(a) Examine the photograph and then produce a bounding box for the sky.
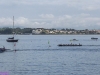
[0,0,100,29]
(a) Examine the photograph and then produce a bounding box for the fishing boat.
[6,16,18,42]
[58,43,82,46]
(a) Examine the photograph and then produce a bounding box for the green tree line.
[0,27,33,34]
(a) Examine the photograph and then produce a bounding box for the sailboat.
[6,16,18,42]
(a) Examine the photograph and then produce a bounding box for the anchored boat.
[6,16,18,42]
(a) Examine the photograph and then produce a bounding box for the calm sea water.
[0,35,100,75]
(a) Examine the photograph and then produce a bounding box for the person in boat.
[3,46,5,51]
[8,37,14,39]
[0,46,5,52]
[79,43,82,46]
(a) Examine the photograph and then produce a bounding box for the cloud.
[0,0,68,5]
[0,0,100,29]
[0,14,100,29]
[1,0,97,6]
[0,17,29,27]
[39,14,54,19]
[65,15,72,19]
[80,13,90,17]
[0,18,12,26]
[1,0,100,10]
[15,17,29,25]
[82,6,100,11]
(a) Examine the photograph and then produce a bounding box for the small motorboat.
[70,39,78,41]
[0,46,6,53]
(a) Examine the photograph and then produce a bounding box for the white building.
[32,29,42,34]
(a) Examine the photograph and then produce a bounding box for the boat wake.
[5,47,100,52]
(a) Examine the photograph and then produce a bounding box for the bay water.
[0,35,100,75]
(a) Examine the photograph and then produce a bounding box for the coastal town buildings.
[31,28,100,35]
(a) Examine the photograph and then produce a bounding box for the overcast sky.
[0,0,100,29]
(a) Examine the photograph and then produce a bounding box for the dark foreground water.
[0,35,100,75]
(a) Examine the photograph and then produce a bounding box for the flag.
[14,43,16,46]
[48,41,49,44]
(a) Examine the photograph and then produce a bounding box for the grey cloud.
[0,0,100,29]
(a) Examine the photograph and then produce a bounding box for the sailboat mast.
[13,16,14,37]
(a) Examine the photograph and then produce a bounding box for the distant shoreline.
[0,34,100,35]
